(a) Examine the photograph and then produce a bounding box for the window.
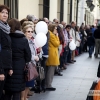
[39,0,49,19]
[60,0,64,22]
[4,0,18,19]
[43,0,50,19]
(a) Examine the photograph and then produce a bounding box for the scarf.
[15,30,24,34]
[0,20,10,34]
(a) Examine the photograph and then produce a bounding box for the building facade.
[0,0,100,26]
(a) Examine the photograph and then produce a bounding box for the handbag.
[24,62,39,81]
[37,61,45,80]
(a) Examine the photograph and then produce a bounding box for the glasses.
[26,31,33,33]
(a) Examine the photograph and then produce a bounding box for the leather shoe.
[46,87,56,91]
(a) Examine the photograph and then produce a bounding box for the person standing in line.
[69,21,76,62]
[4,18,31,100]
[45,24,60,91]
[0,5,13,99]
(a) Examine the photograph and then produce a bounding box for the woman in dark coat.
[4,18,31,100]
[0,5,13,99]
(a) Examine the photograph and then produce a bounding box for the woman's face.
[24,27,33,39]
[0,9,8,22]
[53,27,57,34]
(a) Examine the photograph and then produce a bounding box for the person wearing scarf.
[0,5,13,99]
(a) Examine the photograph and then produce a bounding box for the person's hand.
[0,74,5,81]
[9,70,13,76]
[34,56,39,61]
[56,33,58,36]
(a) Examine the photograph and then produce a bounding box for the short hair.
[65,25,71,29]
[38,18,45,22]
[71,21,75,25]
[26,15,37,22]
[20,18,28,26]
[22,21,34,30]
[0,5,10,12]
[48,24,56,32]
[22,25,34,33]
[8,18,21,33]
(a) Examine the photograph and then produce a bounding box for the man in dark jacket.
[94,25,100,58]
[87,32,95,58]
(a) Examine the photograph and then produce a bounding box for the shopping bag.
[86,81,97,100]
[93,80,100,100]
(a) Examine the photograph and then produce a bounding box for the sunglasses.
[26,31,33,33]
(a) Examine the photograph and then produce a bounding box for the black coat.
[94,28,100,39]
[4,32,31,92]
[87,36,95,46]
[0,29,12,74]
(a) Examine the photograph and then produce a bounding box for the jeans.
[67,49,72,62]
[63,47,69,64]
[88,46,94,56]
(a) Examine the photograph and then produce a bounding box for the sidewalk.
[29,53,100,100]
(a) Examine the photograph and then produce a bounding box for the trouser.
[0,70,8,100]
[63,48,69,64]
[95,39,100,56]
[83,41,87,52]
[41,57,47,89]
[88,46,94,56]
[4,91,20,100]
[71,50,75,60]
[45,66,56,88]
[67,49,72,62]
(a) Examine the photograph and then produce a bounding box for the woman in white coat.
[75,26,81,54]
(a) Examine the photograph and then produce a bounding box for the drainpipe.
[76,0,79,25]
[70,0,73,22]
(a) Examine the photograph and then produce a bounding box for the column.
[49,0,58,21]
[63,0,68,23]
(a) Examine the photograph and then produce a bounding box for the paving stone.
[29,53,99,100]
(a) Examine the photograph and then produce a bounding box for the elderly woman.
[45,24,60,91]
[4,18,31,100]
[22,22,39,100]
[0,5,13,99]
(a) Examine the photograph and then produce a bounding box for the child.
[87,32,95,58]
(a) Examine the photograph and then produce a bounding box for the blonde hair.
[22,25,34,33]
[22,21,34,30]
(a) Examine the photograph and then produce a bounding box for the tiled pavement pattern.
[29,53,100,100]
